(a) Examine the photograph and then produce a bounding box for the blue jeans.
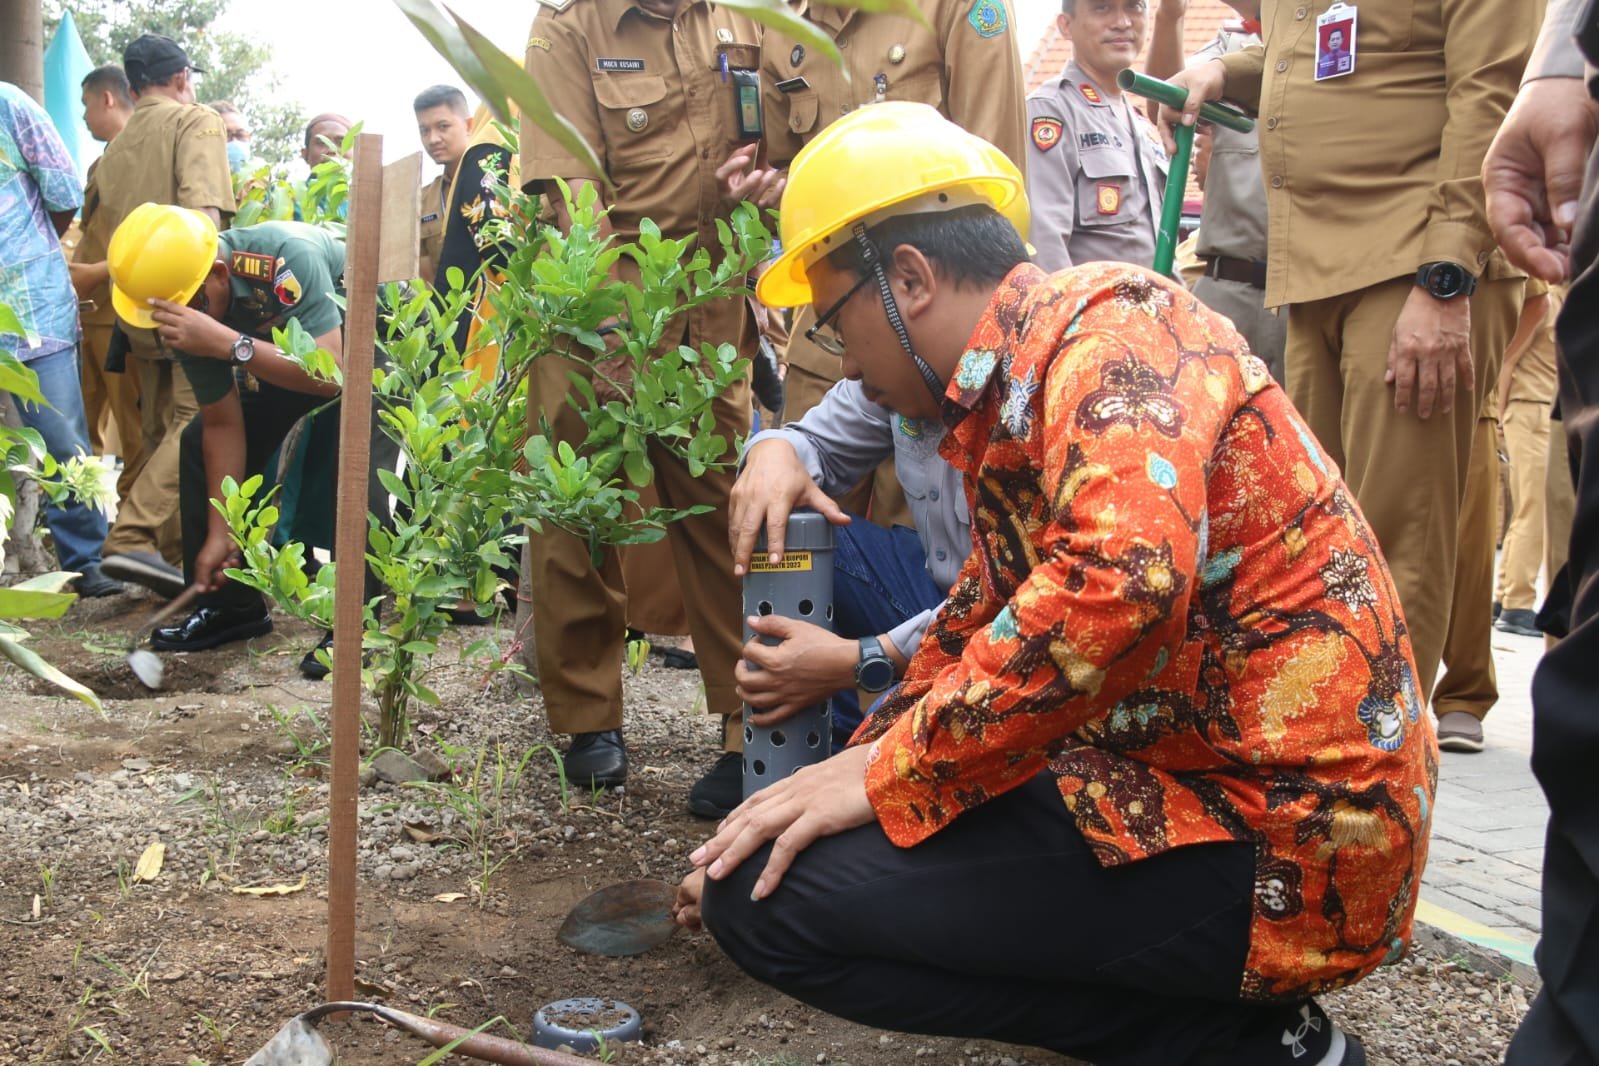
[15,347,107,574]
[830,514,945,743]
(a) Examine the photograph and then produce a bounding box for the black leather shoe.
[563,729,627,790]
[72,565,124,599]
[150,605,272,652]
[688,751,743,819]
[300,630,334,680]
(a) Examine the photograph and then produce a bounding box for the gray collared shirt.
[1191,26,1267,263]
[745,378,969,658]
[1025,60,1170,272]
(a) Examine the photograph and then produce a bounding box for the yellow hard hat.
[757,102,1028,308]
[108,203,219,328]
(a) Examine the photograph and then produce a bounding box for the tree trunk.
[0,0,45,104]
[0,393,56,578]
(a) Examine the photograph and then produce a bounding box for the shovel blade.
[557,878,678,957]
[245,1017,334,1066]
[128,649,164,690]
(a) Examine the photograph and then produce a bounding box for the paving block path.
[1421,629,1548,966]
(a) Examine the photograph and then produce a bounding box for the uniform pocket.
[1076,149,1133,229]
[787,89,819,136]
[593,74,674,164]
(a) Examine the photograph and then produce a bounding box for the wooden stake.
[326,132,384,1003]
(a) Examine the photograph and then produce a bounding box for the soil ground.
[0,592,1531,1065]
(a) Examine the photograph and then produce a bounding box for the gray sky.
[220,0,1060,173]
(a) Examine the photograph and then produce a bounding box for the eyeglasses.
[804,269,875,356]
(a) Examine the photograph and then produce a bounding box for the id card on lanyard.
[1314,2,1357,82]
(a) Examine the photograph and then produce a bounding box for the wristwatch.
[1415,261,1477,300]
[855,635,895,693]
[229,333,256,365]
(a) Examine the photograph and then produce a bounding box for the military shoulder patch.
[968,0,1007,38]
[274,264,302,308]
[1030,116,1063,153]
[1078,82,1102,104]
[230,251,274,282]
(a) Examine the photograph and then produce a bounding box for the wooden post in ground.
[323,139,421,1001]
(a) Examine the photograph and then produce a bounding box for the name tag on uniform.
[775,76,809,94]
[597,58,645,72]
[420,212,440,223]
[1314,2,1357,81]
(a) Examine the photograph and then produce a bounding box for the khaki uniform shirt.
[72,161,116,328]
[93,93,234,237]
[1191,24,1266,263]
[1217,0,1540,309]
[419,172,447,285]
[1025,61,1169,272]
[759,0,1027,171]
[522,0,761,354]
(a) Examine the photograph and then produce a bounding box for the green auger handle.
[1115,68,1257,279]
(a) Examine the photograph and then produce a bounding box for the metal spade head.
[127,648,165,690]
[124,582,202,691]
[557,879,678,956]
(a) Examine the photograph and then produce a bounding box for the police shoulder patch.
[1030,116,1063,153]
[230,251,274,282]
[1078,82,1102,104]
[968,0,1007,38]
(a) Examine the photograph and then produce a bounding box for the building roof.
[1023,1,1238,92]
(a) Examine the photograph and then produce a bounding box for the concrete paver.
[1422,627,1547,965]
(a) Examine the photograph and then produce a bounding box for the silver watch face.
[231,335,255,363]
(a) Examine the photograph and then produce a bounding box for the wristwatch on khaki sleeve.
[1414,261,1477,300]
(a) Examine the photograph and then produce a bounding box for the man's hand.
[1386,286,1472,419]
[691,743,875,902]
[1156,58,1228,157]
[673,868,706,930]
[715,144,786,209]
[736,614,860,722]
[728,438,849,576]
[150,298,235,359]
[193,531,241,593]
[1483,77,1599,283]
[69,259,109,300]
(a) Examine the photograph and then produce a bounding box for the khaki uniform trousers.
[527,351,747,748]
[621,482,689,636]
[1544,409,1578,652]
[1285,274,1522,696]
[783,308,913,529]
[1434,413,1500,721]
[1192,276,1287,384]
[1498,399,1553,611]
[79,322,144,502]
[102,332,199,566]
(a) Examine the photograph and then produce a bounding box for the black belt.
[1204,256,1268,289]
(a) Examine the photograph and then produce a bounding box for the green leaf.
[0,351,46,405]
[0,636,102,714]
[0,302,38,350]
[0,586,77,621]
[709,0,853,69]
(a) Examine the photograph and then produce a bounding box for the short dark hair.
[1062,0,1076,12]
[413,85,469,116]
[823,204,1029,291]
[82,65,132,105]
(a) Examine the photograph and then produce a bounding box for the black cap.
[123,34,204,87]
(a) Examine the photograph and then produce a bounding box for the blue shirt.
[0,81,82,362]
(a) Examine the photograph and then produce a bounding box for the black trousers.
[702,773,1344,1066]
[1506,136,1599,1066]
[178,377,399,614]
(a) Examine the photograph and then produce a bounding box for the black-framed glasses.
[804,268,875,356]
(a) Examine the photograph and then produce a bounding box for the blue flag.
[43,10,97,179]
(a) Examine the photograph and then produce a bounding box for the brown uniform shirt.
[759,0,1027,171]
[93,93,234,238]
[522,0,761,353]
[73,160,116,328]
[1217,0,1539,308]
[419,172,447,285]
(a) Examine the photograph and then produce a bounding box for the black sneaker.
[72,564,124,599]
[300,630,334,680]
[1495,608,1541,638]
[688,751,743,820]
[101,551,185,599]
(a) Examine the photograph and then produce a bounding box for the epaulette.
[537,0,577,10]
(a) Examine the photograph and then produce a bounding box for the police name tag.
[1314,2,1357,82]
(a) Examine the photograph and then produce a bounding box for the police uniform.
[522,0,761,747]
[92,90,234,568]
[68,171,143,493]
[172,222,346,619]
[1215,0,1536,695]
[1025,60,1169,272]
[759,0,1026,528]
[1188,21,1285,383]
[419,172,447,285]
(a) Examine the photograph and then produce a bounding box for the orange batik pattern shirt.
[855,263,1438,1002]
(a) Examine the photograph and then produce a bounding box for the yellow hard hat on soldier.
[757,102,1028,308]
[108,203,219,329]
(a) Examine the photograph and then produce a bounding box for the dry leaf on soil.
[432,892,468,903]
[231,874,308,897]
[132,842,165,883]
